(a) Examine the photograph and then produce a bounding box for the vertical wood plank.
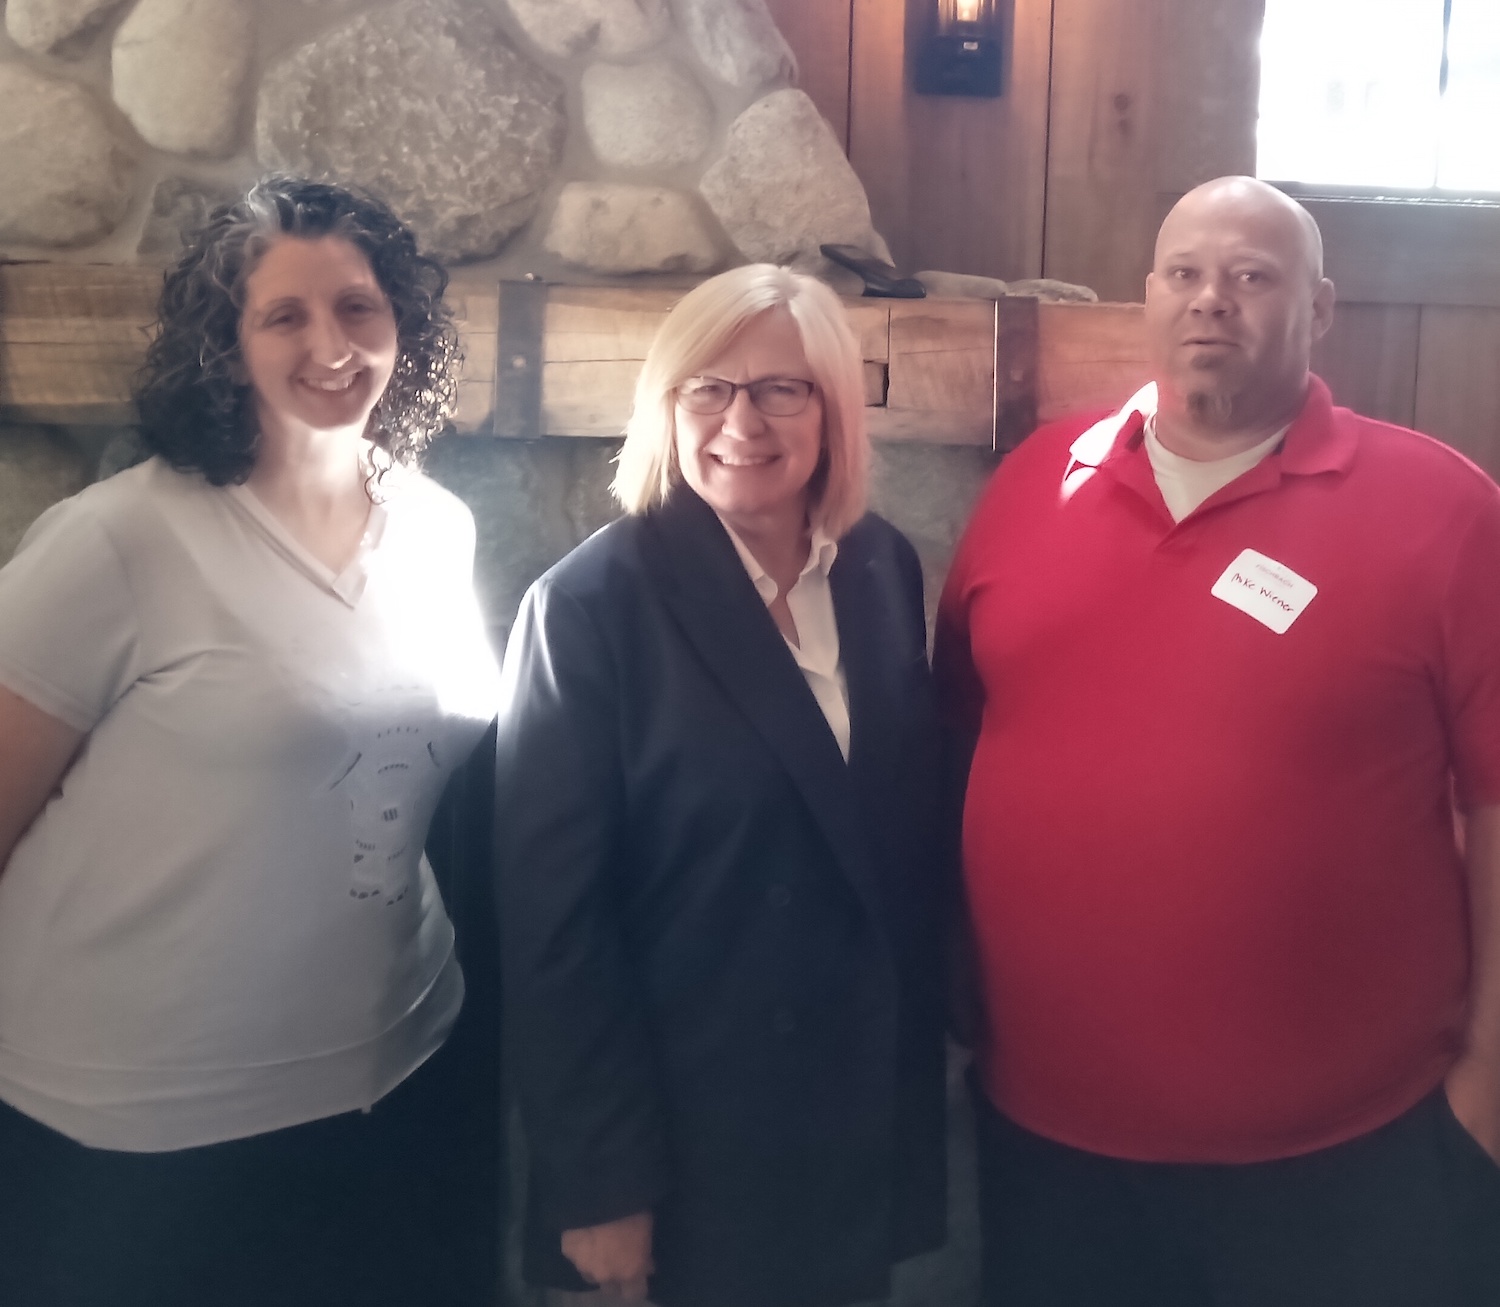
[994,295,1038,449]
[847,0,912,265]
[494,280,547,439]
[763,0,853,148]
[1413,307,1500,478]
[1151,0,1262,192]
[1310,303,1420,430]
[1042,0,1263,302]
[1042,0,1160,301]
[849,0,1052,280]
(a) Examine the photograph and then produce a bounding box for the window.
[1257,0,1500,191]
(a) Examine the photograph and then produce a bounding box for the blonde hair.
[611,263,870,539]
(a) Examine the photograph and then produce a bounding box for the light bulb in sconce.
[917,0,1004,96]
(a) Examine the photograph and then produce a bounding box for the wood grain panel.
[1043,0,1261,303]
[0,265,154,424]
[883,299,995,445]
[1042,0,1160,301]
[1305,199,1500,309]
[1310,302,1419,429]
[543,286,681,362]
[845,300,891,362]
[542,360,644,438]
[1151,0,1262,192]
[1035,301,1148,421]
[446,271,498,433]
[848,0,1052,280]
[2,266,1158,448]
[763,0,853,147]
[1414,307,1500,478]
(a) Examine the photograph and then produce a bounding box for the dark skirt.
[0,1006,502,1307]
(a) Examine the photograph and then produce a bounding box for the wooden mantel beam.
[1,264,1150,446]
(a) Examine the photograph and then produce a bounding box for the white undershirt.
[720,519,851,762]
[1144,416,1290,523]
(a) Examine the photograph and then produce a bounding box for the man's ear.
[1310,277,1336,343]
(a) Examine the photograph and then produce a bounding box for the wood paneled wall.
[768,0,1500,478]
[766,0,1051,281]
[764,0,1258,297]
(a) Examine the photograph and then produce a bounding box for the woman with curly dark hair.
[0,177,501,1306]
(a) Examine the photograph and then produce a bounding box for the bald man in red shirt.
[937,177,1500,1306]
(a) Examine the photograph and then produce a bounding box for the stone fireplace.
[1,0,889,277]
[0,0,1018,619]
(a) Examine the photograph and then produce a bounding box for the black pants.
[974,1081,1500,1307]
[0,1020,502,1307]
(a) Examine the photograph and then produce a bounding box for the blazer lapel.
[639,492,887,922]
[830,538,895,786]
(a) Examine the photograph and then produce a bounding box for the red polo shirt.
[935,377,1500,1162]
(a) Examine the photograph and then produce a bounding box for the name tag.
[1210,549,1317,634]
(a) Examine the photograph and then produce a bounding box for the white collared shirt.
[720,519,851,762]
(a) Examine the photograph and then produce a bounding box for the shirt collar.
[718,516,839,602]
[1068,374,1356,478]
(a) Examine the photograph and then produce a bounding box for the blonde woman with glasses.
[497,264,949,1307]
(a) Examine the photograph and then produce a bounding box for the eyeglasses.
[675,376,817,417]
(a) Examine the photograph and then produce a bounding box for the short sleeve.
[1439,489,1500,809]
[0,496,140,732]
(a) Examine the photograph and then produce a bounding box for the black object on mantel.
[819,245,928,299]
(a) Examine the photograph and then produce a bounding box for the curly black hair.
[134,176,460,487]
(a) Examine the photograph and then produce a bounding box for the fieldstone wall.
[0,426,999,644]
[0,0,889,279]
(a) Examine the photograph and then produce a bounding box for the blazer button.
[772,1008,796,1036]
[767,883,792,909]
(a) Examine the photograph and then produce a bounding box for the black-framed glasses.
[675,375,817,417]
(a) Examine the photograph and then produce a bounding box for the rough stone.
[0,429,92,563]
[1005,277,1099,303]
[113,0,254,157]
[420,431,999,646]
[137,177,243,258]
[581,59,713,170]
[423,436,621,640]
[257,0,567,263]
[505,0,669,59]
[5,0,126,55]
[97,429,149,481]
[675,0,796,89]
[700,89,889,267]
[0,65,134,248]
[545,183,719,275]
[917,270,1010,300]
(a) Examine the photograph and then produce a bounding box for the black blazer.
[495,489,947,1307]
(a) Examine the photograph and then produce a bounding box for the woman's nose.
[306,308,354,367]
[719,387,766,437]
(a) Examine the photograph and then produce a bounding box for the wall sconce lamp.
[914,0,1004,98]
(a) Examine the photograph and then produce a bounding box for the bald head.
[1143,175,1336,452]
[1157,177,1324,287]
